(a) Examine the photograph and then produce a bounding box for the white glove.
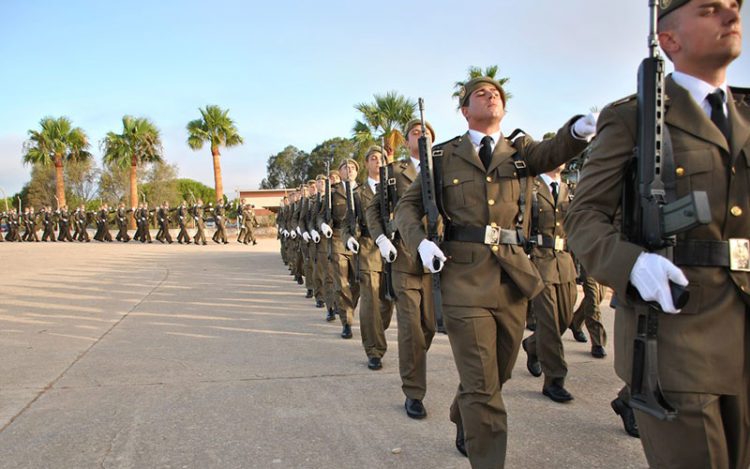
[311,230,321,243]
[290,230,297,239]
[346,237,360,253]
[375,234,398,262]
[321,223,333,238]
[302,232,310,242]
[283,229,289,238]
[296,226,302,236]
[572,112,599,141]
[629,252,689,313]
[418,239,446,273]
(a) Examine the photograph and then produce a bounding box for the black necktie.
[707,89,730,142]
[550,182,559,204]
[479,136,493,170]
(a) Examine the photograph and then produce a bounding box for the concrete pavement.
[0,239,646,468]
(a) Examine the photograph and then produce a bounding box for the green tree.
[187,105,244,202]
[22,159,98,209]
[176,178,216,205]
[308,138,364,182]
[352,91,415,155]
[22,116,92,208]
[101,116,163,217]
[259,145,309,189]
[452,65,512,106]
[141,161,180,206]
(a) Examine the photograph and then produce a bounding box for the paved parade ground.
[0,238,646,468]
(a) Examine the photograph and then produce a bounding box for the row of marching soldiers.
[277,114,613,465]
[1,200,259,245]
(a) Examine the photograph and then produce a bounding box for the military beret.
[315,174,327,181]
[404,119,436,141]
[365,145,384,160]
[328,170,340,179]
[307,180,316,185]
[338,158,360,171]
[659,0,742,18]
[458,77,507,107]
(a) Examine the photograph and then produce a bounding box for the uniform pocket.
[674,148,713,197]
[443,171,478,208]
[494,161,520,202]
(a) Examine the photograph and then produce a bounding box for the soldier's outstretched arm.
[564,104,644,300]
[519,115,591,176]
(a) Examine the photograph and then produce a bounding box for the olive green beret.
[458,77,507,107]
[659,0,742,18]
[328,170,341,179]
[365,145,384,160]
[307,180,316,185]
[404,119,436,141]
[338,158,360,172]
[315,174,327,181]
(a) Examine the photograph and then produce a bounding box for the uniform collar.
[467,129,502,150]
[671,71,728,117]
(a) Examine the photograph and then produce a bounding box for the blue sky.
[1,0,748,196]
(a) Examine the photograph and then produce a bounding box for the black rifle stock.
[622,0,711,421]
[417,98,445,333]
[378,139,397,301]
[345,178,360,283]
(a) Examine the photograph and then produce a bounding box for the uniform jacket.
[395,118,587,309]
[529,177,576,285]
[316,183,349,255]
[348,182,382,273]
[564,76,750,394]
[366,159,424,275]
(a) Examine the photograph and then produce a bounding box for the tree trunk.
[129,155,138,229]
[54,154,66,208]
[212,147,223,202]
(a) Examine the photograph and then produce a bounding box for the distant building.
[237,189,291,216]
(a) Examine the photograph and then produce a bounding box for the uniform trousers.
[332,249,360,326]
[392,269,435,400]
[445,280,527,469]
[358,269,393,359]
[571,273,608,347]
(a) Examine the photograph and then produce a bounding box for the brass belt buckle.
[484,226,501,245]
[554,236,566,251]
[729,238,750,272]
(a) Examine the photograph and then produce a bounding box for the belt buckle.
[484,225,501,245]
[729,238,750,272]
[554,236,566,251]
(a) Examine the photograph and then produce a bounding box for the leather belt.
[674,239,750,272]
[445,224,523,246]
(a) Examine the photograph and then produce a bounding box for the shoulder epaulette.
[433,135,461,149]
[608,94,637,108]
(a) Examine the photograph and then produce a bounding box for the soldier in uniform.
[320,162,360,338]
[176,201,191,244]
[99,204,113,242]
[347,146,395,370]
[299,182,317,295]
[521,165,578,402]
[139,203,153,243]
[569,267,608,358]
[395,77,594,465]
[565,1,749,467]
[55,205,71,242]
[242,204,258,245]
[115,203,131,242]
[366,120,438,420]
[23,207,39,242]
[192,199,207,245]
[211,200,228,244]
[310,176,329,309]
[40,206,56,242]
[156,201,173,244]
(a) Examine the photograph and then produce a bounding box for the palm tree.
[101,116,163,222]
[352,91,415,155]
[186,105,244,202]
[22,116,91,207]
[452,65,513,105]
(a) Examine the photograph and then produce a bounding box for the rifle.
[325,160,333,262]
[344,174,360,283]
[417,98,445,333]
[622,0,711,421]
[378,138,397,301]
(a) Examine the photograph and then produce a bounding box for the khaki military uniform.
[570,267,608,347]
[311,194,334,309]
[525,176,577,388]
[565,77,750,469]
[320,182,360,327]
[367,159,436,401]
[349,181,394,359]
[396,121,586,468]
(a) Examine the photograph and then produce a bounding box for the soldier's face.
[345,162,357,181]
[659,0,742,69]
[330,174,341,185]
[308,184,317,194]
[316,180,325,192]
[406,127,433,156]
[366,153,382,177]
[461,85,505,124]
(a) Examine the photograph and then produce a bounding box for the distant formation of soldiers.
[0,199,259,245]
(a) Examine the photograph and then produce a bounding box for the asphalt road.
[0,237,646,468]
